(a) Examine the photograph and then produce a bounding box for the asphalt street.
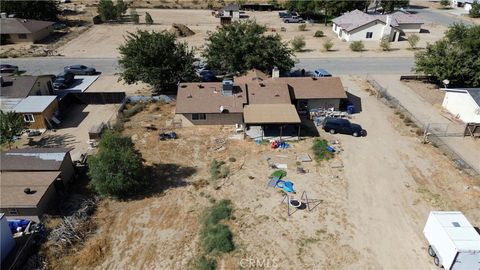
[2,57,416,76]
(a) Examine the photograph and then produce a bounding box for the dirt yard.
[43,76,480,270]
[86,75,152,95]
[403,80,445,107]
[58,8,447,59]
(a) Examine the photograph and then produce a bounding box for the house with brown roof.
[175,68,348,138]
[332,10,424,42]
[0,18,54,44]
[0,75,54,99]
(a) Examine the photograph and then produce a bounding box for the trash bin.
[347,104,355,114]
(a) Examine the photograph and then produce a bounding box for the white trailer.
[423,211,480,269]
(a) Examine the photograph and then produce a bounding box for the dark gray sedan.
[64,64,96,75]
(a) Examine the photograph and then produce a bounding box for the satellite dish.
[219,105,225,112]
[442,79,450,86]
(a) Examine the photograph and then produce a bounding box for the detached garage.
[442,88,480,123]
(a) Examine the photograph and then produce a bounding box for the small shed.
[244,104,301,139]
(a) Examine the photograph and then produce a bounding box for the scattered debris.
[297,153,312,162]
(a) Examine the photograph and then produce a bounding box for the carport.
[244,104,301,140]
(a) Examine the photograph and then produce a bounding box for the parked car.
[159,132,177,141]
[313,68,332,77]
[283,16,304,23]
[321,117,365,137]
[278,11,299,18]
[0,64,19,73]
[53,72,75,89]
[64,64,96,75]
[198,70,216,82]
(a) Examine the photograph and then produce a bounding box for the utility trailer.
[423,211,480,269]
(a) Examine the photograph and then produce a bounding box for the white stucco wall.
[465,3,472,11]
[332,21,400,42]
[442,90,480,123]
[397,23,423,33]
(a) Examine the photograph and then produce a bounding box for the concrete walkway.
[371,75,480,175]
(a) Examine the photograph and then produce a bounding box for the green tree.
[350,41,364,52]
[440,0,450,8]
[469,0,480,18]
[145,12,153,24]
[118,30,197,94]
[88,131,146,198]
[380,0,410,13]
[0,111,27,148]
[0,0,59,21]
[414,23,480,87]
[380,37,391,51]
[97,0,116,21]
[322,38,333,51]
[130,9,139,24]
[407,34,420,49]
[203,21,295,75]
[115,0,128,21]
[291,36,306,52]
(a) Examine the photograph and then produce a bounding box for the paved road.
[406,6,474,26]
[2,57,416,76]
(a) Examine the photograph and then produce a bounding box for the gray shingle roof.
[0,18,54,34]
[13,96,57,113]
[1,148,72,171]
[466,89,480,107]
[0,76,38,98]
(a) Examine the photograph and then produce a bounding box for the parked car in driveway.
[53,72,75,89]
[283,16,304,23]
[313,68,332,77]
[0,64,19,73]
[64,65,96,75]
[321,117,366,137]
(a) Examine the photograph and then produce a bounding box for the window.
[24,114,35,122]
[192,113,206,121]
[18,34,27,39]
[8,208,18,215]
[366,32,373,39]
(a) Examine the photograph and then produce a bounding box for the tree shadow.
[132,163,197,199]
[25,133,77,148]
[57,104,89,128]
[420,29,430,34]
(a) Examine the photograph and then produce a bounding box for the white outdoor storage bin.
[423,211,480,269]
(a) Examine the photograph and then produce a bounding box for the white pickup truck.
[423,211,480,269]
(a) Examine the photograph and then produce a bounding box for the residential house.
[332,9,424,42]
[9,96,59,130]
[0,148,75,186]
[0,18,54,44]
[220,3,240,19]
[441,88,480,123]
[0,75,54,99]
[452,0,477,11]
[0,171,61,221]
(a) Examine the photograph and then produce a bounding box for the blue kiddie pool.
[276,180,294,193]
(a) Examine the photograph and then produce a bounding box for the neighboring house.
[220,3,240,19]
[0,75,54,98]
[442,88,480,123]
[1,213,15,263]
[0,148,75,186]
[452,0,476,11]
[175,81,247,126]
[0,171,61,221]
[0,18,54,44]
[8,96,59,130]
[332,9,423,42]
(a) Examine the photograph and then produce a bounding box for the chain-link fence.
[366,75,479,177]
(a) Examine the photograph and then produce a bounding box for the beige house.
[0,18,54,44]
[332,10,424,42]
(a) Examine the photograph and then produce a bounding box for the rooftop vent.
[274,93,280,97]
[259,83,265,87]
[187,94,193,98]
[222,80,233,96]
[452,222,461,227]
[197,84,204,89]
[24,188,35,194]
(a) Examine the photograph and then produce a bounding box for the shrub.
[312,138,334,162]
[194,256,216,270]
[130,9,139,24]
[123,103,146,118]
[200,224,234,253]
[228,157,236,162]
[145,12,154,24]
[314,30,324,37]
[350,41,364,52]
[470,1,480,18]
[322,38,333,51]
[440,0,450,8]
[210,159,221,181]
[408,34,420,49]
[298,24,307,31]
[380,37,391,51]
[291,36,306,52]
[202,200,232,226]
[219,166,230,178]
[270,170,287,179]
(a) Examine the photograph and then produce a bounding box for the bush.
[209,159,221,181]
[380,37,391,51]
[228,157,236,162]
[298,24,307,31]
[322,38,333,51]
[470,1,480,18]
[219,166,230,178]
[130,9,139,24]
[350,41,364,52]
[314,30,324,37]
[291,36,306,52]
[200,224,234,253]
[145,12,154,24]
[123,103,146,118]
[408,34,420,49]
[312,138,334,162]
[270,170,287,179]
[194,256,216,270]
[202,200,232,226]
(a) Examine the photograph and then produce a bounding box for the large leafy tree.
[203,21,295,75]
[97,0,116,21]
[88,131,147,198]
[414,23,480,87]
[0,111,27,149]
[0,0,59,21]
[380,0,410,13]
[118,30,197,94]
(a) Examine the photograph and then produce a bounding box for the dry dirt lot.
[45,76,480,270]
[15,104,118,160]
[58,9,447,59]
[86,75,152,95]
